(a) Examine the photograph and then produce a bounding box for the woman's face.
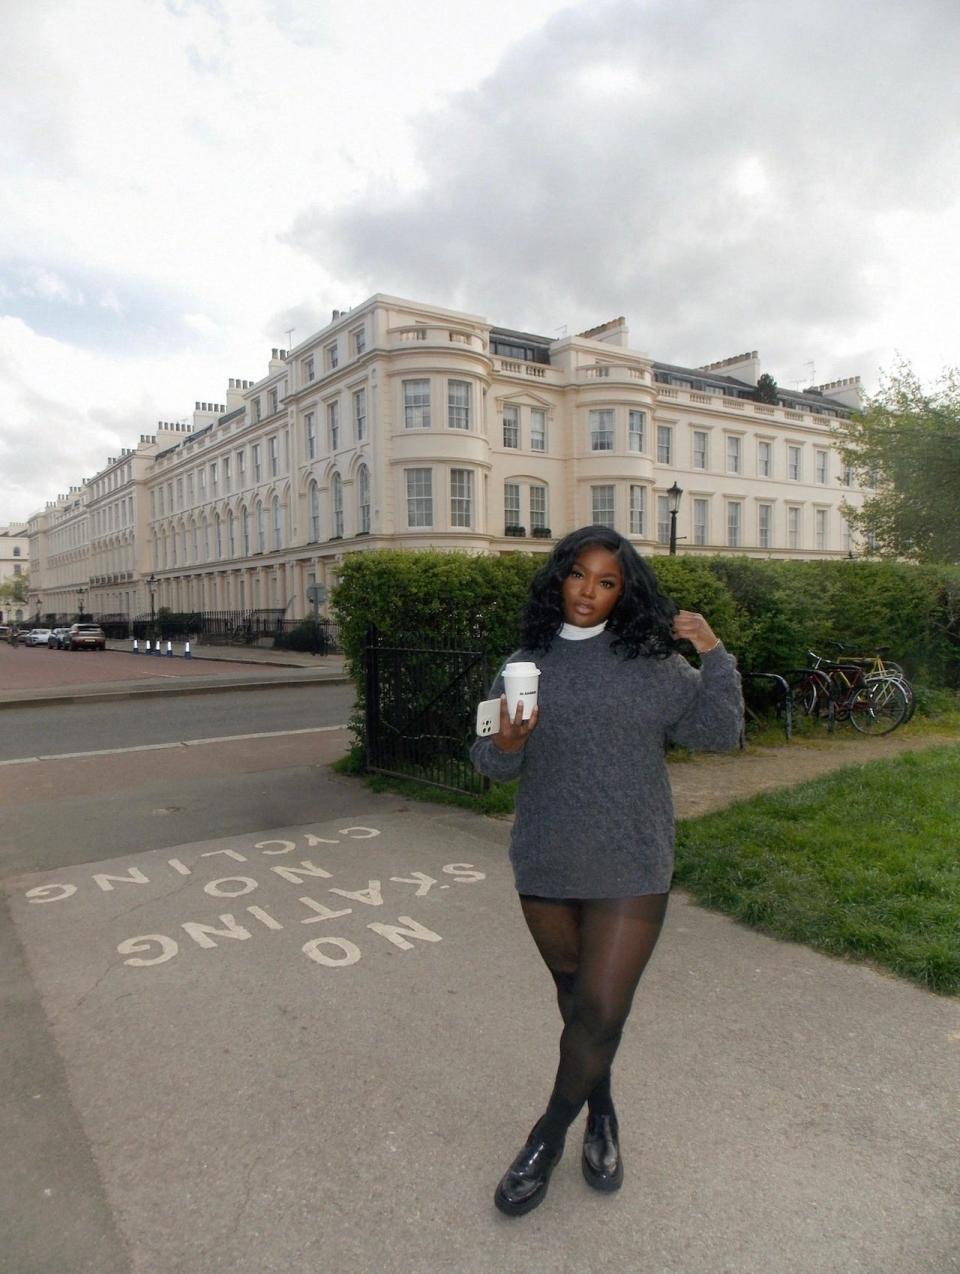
[561,545,624,627]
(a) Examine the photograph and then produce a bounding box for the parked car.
[0,625,11,643]
[48,627,72,649]
[25,628,53,646]
[66,623,107,651]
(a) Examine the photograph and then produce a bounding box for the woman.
[471,525,743,1217]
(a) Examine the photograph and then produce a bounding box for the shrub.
[273,619,336,653]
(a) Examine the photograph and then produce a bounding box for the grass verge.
[674,744,960,995]
[332,752,516,815]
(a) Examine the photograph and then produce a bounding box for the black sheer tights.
[519,893,669,1149]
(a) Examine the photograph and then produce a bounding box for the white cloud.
[2,0,960,524]
[288,0,960,386]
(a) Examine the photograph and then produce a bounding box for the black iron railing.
[364,627,492,795]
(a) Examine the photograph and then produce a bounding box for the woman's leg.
[518,895,614,1118]
[536,893,669,1148]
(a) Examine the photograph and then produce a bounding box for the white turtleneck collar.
[559,620,608,641]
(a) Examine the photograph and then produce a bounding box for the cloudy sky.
[2,0,959,523]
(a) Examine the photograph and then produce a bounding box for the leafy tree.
[754,372,779,404]
[833,360,960,563]
[0,572,29,606]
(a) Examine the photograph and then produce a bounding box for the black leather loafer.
[581,1113,623,1192]
[494,1128,565,1217]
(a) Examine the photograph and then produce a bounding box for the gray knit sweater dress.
[470,629,743,898]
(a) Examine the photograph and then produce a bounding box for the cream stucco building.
[0,524,30,624]
[27,293,868,623]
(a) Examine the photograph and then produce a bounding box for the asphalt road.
[0,683,357,762]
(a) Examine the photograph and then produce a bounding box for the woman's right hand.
[492,695,539,752]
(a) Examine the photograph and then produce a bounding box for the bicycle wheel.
[869,672,916,722]
[849,679,910,735]
[789,671,830,716]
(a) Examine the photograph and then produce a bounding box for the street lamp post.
[667,481,684,556]
[76,586,86,620]
[147,574,157,638]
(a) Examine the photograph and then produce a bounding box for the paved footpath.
[4,793,960,1272]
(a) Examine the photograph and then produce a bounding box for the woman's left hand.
[673,610,720,654]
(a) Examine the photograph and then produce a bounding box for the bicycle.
[826,640,916,721]
[787,650,910,735]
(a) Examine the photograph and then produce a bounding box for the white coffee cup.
[502,661,541,720]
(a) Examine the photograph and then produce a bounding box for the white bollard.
[132,638,139,654]
[165,640,173,657]
[155,640,162,656]
[184,641,192,659]
[144,639,151,654]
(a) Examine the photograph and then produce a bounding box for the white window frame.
[816,507,828,550]
[656,494,670,544]
[331,473,343,537]
[727,501,742,548]
[758,503,772,549]
[403,380,431,429]
[530,483,547,530]
[358,465,370,533]
[305,412,316,460]
[693,497,709,545]
[450,468,473,527]
[448,380,471,430]
[328,401,339,451]
[788,445,802,481]
[503,405,519,449]
[590,409,614,452]
[757,439,772,478]
[726,435,742,475]
[629,484,646,535]
[787,505,801,549]
[406,468,433,528]
[657,424,673,465]
[352,326,366,356]
[530,409,546,452]
[692,431,708,470]
[504,481,520,528]
[354,388,366,442]
[272,497,283,550]
[815,449,828,484]
[591,484,615,528]
[628,410,645,453]
[310,484,321,541]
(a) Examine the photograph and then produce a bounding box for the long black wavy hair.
[519,525,679,659]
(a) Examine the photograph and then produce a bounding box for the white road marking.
[0,724,349,767]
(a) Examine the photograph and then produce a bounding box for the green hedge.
[332,549,960,688]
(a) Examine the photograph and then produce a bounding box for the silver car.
[25,628,53,646]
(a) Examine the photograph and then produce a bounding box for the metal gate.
[363,627,493,795]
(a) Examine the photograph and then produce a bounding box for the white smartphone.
[475,698,502,737]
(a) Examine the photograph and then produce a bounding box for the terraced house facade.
[27,293,868,622]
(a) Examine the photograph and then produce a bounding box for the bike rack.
[740,671,793,743]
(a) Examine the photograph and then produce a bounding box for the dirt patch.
[669,729,960,820]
